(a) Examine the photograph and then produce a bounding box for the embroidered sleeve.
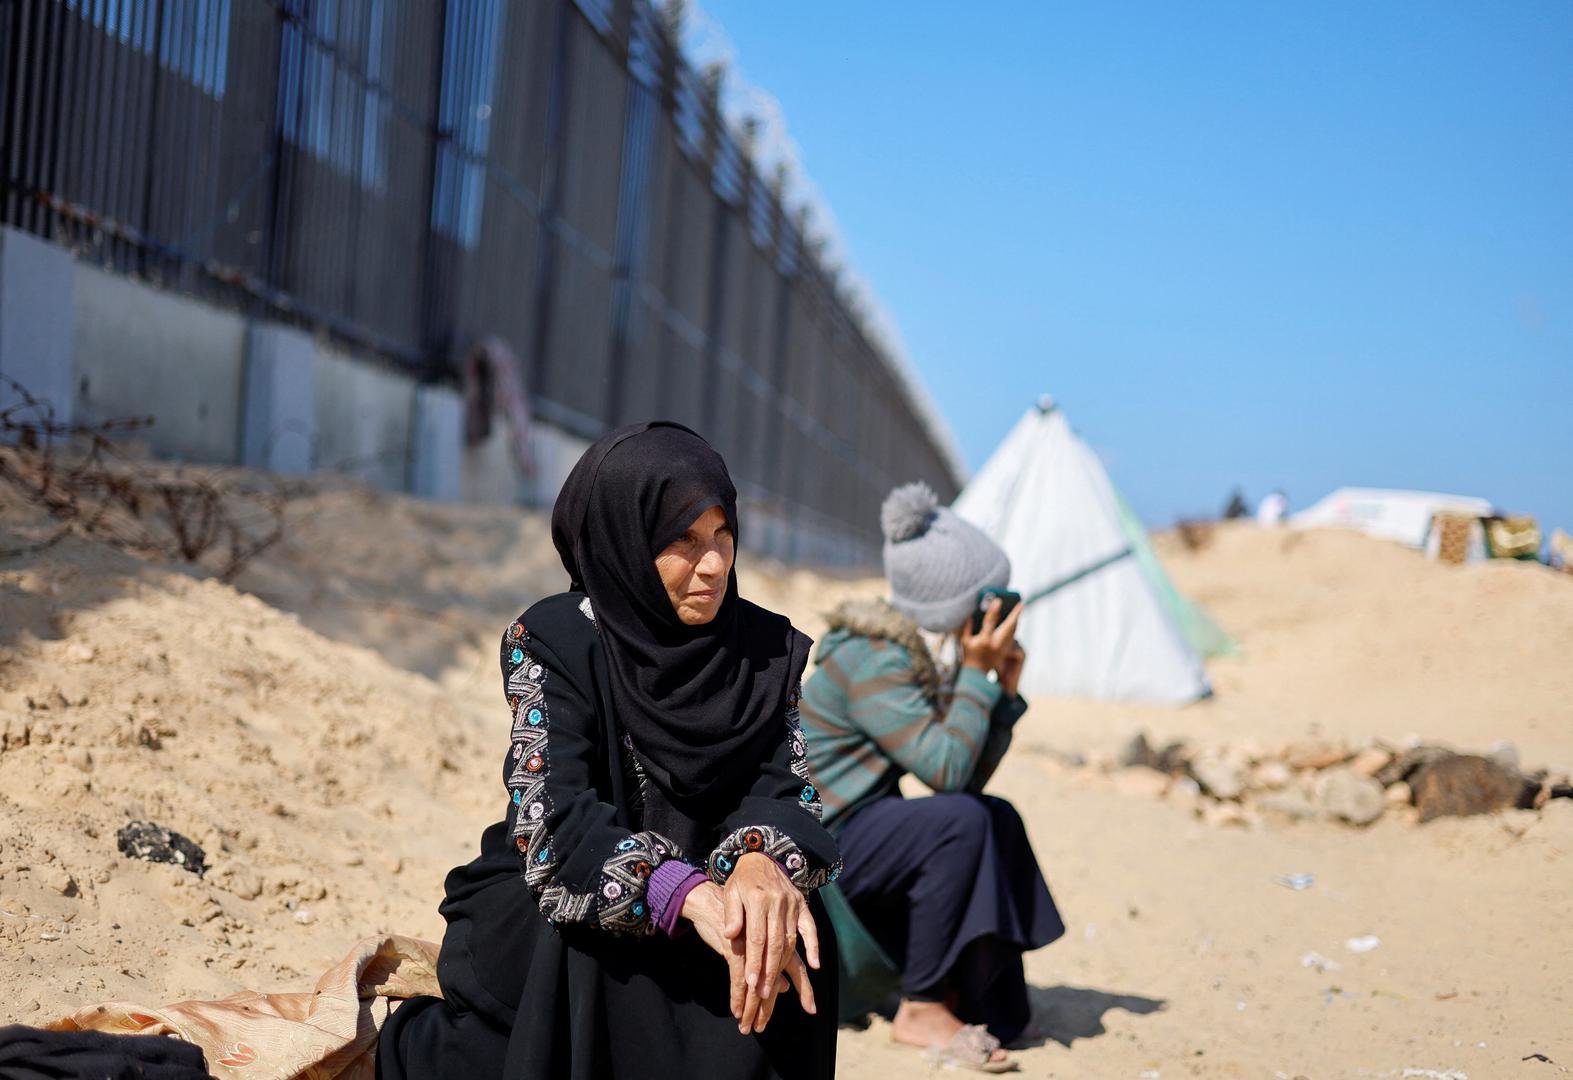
[706,682,843,895]
[501,613,684,936]
[707,823,840,893]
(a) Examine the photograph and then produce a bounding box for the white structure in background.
[1292,488,1494,548]
[1256,490,1289,527]
[954,399,1223,706]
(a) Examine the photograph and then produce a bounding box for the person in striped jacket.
[800,482,1064,1072]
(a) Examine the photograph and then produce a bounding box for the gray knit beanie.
[880,482,1011,633]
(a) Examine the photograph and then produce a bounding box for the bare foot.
[890,999,1010,1067]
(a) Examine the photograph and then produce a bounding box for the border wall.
[0,0,962,564]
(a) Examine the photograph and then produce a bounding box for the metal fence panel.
[0,0,961,563]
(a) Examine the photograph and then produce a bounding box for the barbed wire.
[0,376,287,581]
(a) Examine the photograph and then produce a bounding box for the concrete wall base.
[410,384,463,502]
[0,225,76,436]
[241,324,316,474]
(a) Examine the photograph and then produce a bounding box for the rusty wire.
[0,376,287,580]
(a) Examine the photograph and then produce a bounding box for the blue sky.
[700,1,1572,532]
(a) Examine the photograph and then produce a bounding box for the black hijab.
[550,422,812,802]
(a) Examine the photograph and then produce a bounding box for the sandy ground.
[2,474,1570,1078]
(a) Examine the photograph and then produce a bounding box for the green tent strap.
[1113,490,1238,658]
[1020,546,1135,607]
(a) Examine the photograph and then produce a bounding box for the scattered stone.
[1284,739,1348,771]
[1233,737,1268,765]
[1385,781,1413,806]
[217,870,264,901]
[64,641,95,663]
[1250,761,1293,790]
[1412,755,1535,823]
[1191,755,1247,800]
[1166,776,1202,814]
[1201,801,1248,828]
[38,865,77,897]
[1316,769,1386,826]
[1111,767,1170,799]
[1349,747,1394,778]
[292,908,315,926]
[1258,790,1318,821]
[116,821,208,877]
[1488,740,1520,771]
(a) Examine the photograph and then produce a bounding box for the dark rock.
[1119,733,1161,770]
[116,821,207,877]
[1375,745,1457,787]
[1411,755,1536,823]
[1118,732,1188,774]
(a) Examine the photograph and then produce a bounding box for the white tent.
[1291,488,1493,548]
[954,400,1223,705]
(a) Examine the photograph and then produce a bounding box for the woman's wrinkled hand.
[724,852,819,1033]
[684,853,818,1034]
[681,881,750,1015]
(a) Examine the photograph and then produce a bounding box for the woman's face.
[654,506,735,625]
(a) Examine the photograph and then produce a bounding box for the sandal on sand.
[925,1023,1019,1073]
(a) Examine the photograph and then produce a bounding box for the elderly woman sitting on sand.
[801,483,1064,1073]
[378,423,842,1079]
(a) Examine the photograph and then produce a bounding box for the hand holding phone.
[969,587,1022,635]
[960,589,1023,676]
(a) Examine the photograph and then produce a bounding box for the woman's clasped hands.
[681,853,819,1035]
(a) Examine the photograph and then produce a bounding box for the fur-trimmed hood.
[819,598,942,705]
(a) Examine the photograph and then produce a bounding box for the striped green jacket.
[799,599,1028,833]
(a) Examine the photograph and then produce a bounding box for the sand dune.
[2,479,1570,1076]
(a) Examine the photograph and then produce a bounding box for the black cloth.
[550,422,812,804]
[376,594,839,1080]
[834,792,1065,1042]
[0,1026,209,1080]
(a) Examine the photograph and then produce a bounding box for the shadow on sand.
[1018,984,1166,1049]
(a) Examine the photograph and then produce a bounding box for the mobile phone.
[970,588,1022,634]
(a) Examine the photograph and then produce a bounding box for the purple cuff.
[647,861,707,938]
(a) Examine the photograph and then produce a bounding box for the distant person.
[799,483,1064,1072]
[1256,489,1289,527]
[1223,487,1250,520]
[379,423,841,1079]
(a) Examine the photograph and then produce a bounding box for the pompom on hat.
[880,482,1011,633]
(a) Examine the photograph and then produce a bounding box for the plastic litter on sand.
[1300,951,1342,973]
[1275,873,1315,890]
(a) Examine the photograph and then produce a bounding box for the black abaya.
[376,594,839,1080]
